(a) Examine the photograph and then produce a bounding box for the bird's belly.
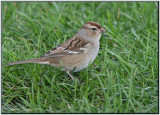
[60,44,99,72]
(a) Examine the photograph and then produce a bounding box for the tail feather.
[6,58,45,66]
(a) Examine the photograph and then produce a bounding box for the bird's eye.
[91,28,97,31]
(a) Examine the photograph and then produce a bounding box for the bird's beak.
[100,28,106,33]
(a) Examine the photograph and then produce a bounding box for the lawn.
[2,1,158,113]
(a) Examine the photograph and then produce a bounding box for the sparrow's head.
[79,22,106,40]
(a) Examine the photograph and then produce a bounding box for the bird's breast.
[74,43,99,72]
[88,43,100,63]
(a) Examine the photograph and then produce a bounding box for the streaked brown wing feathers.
[42,36,89,57]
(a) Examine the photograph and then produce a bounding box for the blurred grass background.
[2,1,158,113]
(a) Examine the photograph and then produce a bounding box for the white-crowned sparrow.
[7,22,106,80]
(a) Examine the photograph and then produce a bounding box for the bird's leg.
[66,70,75,80]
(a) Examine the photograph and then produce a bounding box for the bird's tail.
[6,58,48,66]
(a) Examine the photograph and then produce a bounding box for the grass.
[2,1,158,113]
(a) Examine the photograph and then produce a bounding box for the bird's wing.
[42,36,90,58]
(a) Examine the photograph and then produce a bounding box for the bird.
[7,22,106,80]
